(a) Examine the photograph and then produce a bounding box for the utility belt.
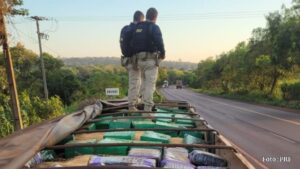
[121,52,159,69]
[134,52,157,61]
[133,52,160,68]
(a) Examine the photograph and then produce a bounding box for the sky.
[8,0,292,63]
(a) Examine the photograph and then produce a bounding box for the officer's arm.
[152,25,165,58]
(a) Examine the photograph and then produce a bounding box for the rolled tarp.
[0,102,102,169]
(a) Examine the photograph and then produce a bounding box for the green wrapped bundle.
[155,121,180,137]
[132,120,156,129]
[94,116,113,129]
[155,121,180,128]
[175,114,195,126]
[176,123,195,128]
[109,119,132,129]
[179,131,205,139]
[184,134,205,144]
[96,138,131,155]
[104,131,135,140]
[65,139,96,158]
[141,131,171,143]
[154,113,173,123]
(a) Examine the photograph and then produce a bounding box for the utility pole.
[31,16,49,99]
[0,1,23,130]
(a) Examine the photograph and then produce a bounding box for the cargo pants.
[127,52,159,111]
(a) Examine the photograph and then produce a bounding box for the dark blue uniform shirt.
[131,21,165,57]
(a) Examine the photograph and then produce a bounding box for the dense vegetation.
[0,43,134,137]
[0,44,65,137]
[63,57,197,70]
[174,1,300,109]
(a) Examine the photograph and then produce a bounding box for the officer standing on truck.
[120,11,144,110]
[120,11,144,64]
[128,7,165,111]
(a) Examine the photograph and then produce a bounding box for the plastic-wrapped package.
[141,131,171,143]
[189,150,228,167]
[155,122,180,136]
[65,139,97,158]
[196,166,228,169]
[155,121,180,129]
[184,134,205,144]
[179,131,205,139]
[88,155,156,167]
[94,116,112,129]
[164,147,190,163]
[35,155,91,168]
[109,119,132,129]
[154,113,174,123]
[177,123,195,128]
[175,114,194,125]
[132,120,156,129]
[104,131,135,140]
[96,138,131,155]
[24,152,43,167]
[128,148,161,161]
[161,160,195,169]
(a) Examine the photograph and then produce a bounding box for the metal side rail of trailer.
[0,100,255,169]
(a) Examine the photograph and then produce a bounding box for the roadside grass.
[193,88,300,110]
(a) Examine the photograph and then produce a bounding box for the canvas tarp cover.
[0,102,103,169]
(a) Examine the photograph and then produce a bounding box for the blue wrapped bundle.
[89,155,156,167]
[128,148,161,161]
[189,150,228,167]
[161,159,195,169]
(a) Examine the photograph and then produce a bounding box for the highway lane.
[160,87,300,169]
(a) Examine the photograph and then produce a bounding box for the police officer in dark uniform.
[128,7,165,112]
[120,11,144,63]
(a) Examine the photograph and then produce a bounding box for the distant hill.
[62,57,197,70]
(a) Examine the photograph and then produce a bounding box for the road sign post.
[105,88,119,100]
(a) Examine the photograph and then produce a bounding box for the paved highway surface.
[161,87,300,169]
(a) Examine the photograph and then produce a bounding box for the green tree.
[48,68,83,105]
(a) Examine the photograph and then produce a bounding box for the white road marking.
[196,94,300,127]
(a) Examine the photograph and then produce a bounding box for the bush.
[32,96,64,120]
[281,82,300,100]
[19,91,41,126]
[0,106,14,138]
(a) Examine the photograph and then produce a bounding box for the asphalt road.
[160,87,300,169]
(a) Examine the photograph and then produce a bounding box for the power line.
[30,16,49,100]
[7,16,61,56]
[41,10,272,22]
